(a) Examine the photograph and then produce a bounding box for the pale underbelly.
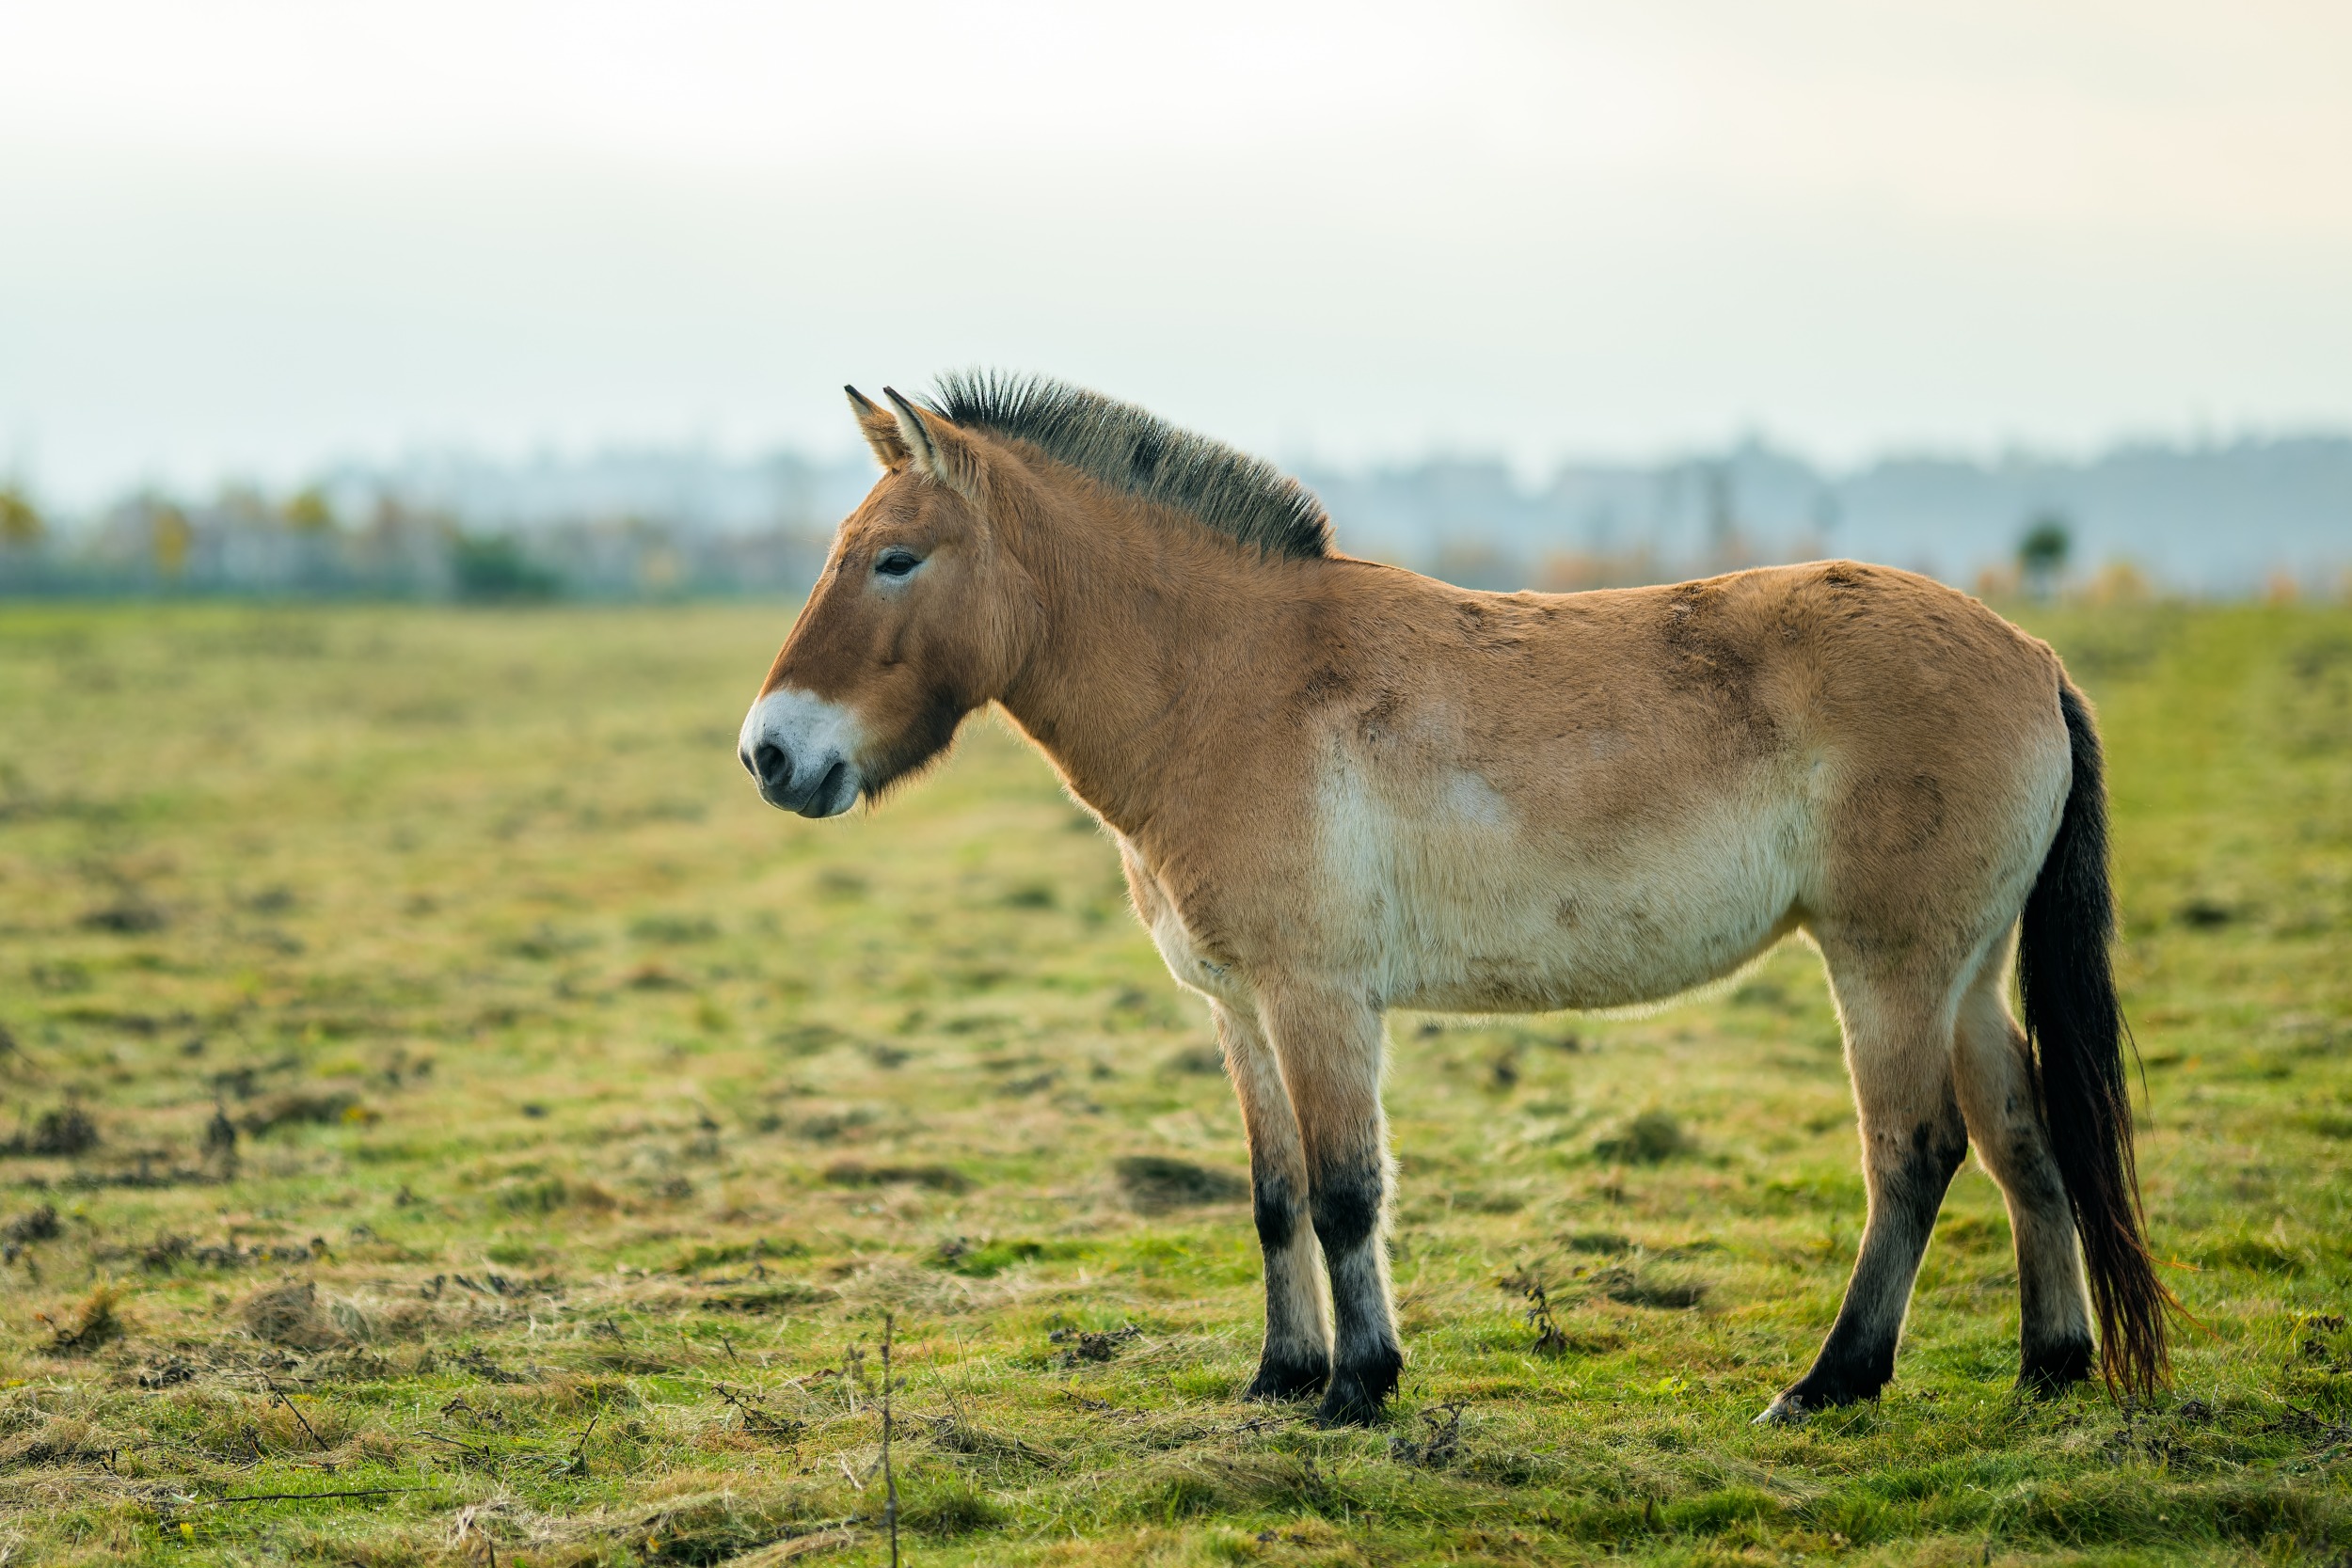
[1133,765,1814,1017]
[1382,896,1802,1013]
[1311,745,1811,1015]
[1347,823,1807,1014]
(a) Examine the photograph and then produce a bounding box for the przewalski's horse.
[739,373,2169,1425]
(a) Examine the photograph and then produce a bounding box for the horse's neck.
[995,504,1283,839]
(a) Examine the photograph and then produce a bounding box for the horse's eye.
[874,548,923,579]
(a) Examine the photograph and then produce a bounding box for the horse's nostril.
[752,741,791,791]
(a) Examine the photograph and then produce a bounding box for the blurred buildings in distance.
[2,433,2346,602]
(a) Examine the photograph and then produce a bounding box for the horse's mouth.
[797,758,859,819]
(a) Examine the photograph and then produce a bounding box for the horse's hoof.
[2016,1338,2094,1396]
[1752,1394,1807,1426]
[1312,1391,1386,1428]
[1243,1356,1328,1402]
[1312,1359,1400,1427]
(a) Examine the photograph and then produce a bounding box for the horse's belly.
[1321,763,1804,1013]
[1386,878,1794,1012]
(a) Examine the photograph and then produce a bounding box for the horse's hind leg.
[1213,1000,1330,1401]
[1758,950,1970,1422]
[1951,936,2096,1390]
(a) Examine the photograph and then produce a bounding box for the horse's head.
[739,388,1038,816]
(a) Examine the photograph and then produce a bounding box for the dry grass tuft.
[553,1485,850,1560]
[42,1282,127,1355]
[240,1280,348,1351]
[0,1415,105,1466]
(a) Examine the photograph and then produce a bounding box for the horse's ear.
[882,387,982,499]
[847,386,912,470]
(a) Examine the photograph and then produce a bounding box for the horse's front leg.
[1261,985,1400,1426]
[1212,1000,1330,1400]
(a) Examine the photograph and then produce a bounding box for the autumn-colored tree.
[0,484,41,546]
[282,486,337,533]
[152,502,194,577]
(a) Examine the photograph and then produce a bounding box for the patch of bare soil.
[3,1105,99,1157]
[1114,1155,1248,1212]
[821,1160,969,1193]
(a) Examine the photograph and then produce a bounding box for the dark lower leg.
[2015,1283,2095,1391]
[1776,1117,1965,1413]
[2003,1161,2095,1390]
[1245,1165,1328,1399]
[1310,1148,1401,1425]
[1214,1003,1328,1401]
[1260,989,1398,1425]
[1954,994,2096,1392]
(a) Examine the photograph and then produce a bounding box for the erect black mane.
[930,371,1331,560]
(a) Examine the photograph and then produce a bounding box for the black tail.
[2018,680,2170,1398]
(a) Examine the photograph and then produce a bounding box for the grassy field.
[0,598,2346,1567]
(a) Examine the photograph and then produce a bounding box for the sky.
[3,0,2349,504]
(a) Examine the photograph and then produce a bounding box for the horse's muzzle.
[739,689,865,818]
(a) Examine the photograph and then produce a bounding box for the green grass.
[0,598,2346,1566]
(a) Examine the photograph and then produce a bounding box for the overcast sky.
[3,0,2349,503]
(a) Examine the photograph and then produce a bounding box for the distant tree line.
[0,480,829,601]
